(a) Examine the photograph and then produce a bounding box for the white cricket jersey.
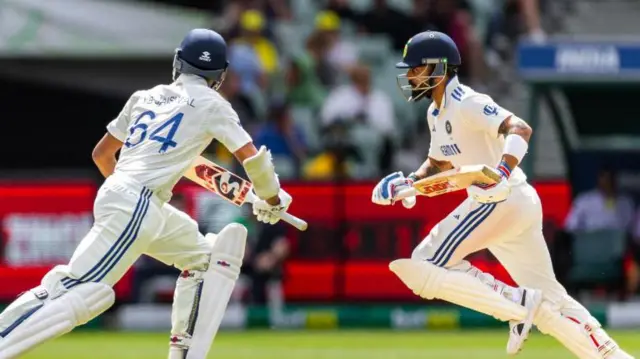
[106,74,252,201]
[426,76,527,186]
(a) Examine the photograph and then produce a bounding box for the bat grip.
[246,191,308,231]
[396,187,417,200]
[279,212,308,231]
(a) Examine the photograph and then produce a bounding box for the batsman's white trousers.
[412,183,568,306]
[56,172,212,290]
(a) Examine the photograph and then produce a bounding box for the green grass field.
[22,330,640,359]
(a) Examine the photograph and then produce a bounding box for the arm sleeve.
[459,94,513,137]
[106,92,139,142]
[208,100,252,153]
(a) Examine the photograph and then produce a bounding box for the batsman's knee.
[390,258,446,299]
[208,223,247,281]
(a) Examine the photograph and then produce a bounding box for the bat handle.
[279,211,308,231]
[396,187,418,200]
[245,191,308,231]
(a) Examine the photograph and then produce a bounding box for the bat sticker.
[194,164,251,205]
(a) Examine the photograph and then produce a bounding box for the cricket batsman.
[372,31,634,359]
[0,29,292,359]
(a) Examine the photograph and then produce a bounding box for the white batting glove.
[467,162,512,204]
[252,189,292,225]
[371,172,417,209]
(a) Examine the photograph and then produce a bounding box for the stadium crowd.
[142,0,546,180]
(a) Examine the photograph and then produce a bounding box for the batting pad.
[534,301,628,359]
[169,223,247,359]
[0,282,114,359]
[390,259,527,322]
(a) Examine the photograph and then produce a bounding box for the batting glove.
[467,161,512,204]
[372,172,417,208]
[252,189,292,225]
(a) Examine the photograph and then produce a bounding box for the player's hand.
[371,172,417,209]
[252,189,292,225]
[467,164,511,204]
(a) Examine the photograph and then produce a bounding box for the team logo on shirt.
[483,104,499,116]
[445,120,452,134]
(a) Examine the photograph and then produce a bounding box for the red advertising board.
[0,180,572,302]
[0,181,133,300]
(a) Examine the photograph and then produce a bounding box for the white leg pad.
[535,300,622,359]
[0,282,114,359]
[390,259,527,322]
[169,223,247,359]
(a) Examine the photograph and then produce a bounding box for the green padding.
[245,304,608,329]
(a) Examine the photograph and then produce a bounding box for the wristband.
[503,134,528,163]
[497,160,512,178]
[407,172,419,184]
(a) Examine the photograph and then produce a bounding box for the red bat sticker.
[420,181,451,195]
[194,164,252,205]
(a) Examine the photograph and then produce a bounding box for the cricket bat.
[397,164,502,199]
[183,156,308,231]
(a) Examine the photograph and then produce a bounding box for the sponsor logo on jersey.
[440,144,462,156]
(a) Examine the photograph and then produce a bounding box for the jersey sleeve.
[207,100,252,153]
[459,94,513,137]
[425,110,443,161]
[106,92,139,142]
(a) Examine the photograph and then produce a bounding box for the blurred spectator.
[216,0,291,35]
[319,65,396,176]
[325,0,360,23]
[218,69,260,134]
[302,129,363,180]
[255,102,307,179]
[564,168,635,233]
[228,43,267,96]
[485,0,545,63]
[359,0,422,51]
[305,31,339,88]
[284,35,329,111]
[244,222,290,305]
[321,66,395,140]
[233,10,280,75]
[314,11,359,72]
[518,0,545,42]
[415,0,487,85]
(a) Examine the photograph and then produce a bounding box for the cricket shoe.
[506,288,542,355]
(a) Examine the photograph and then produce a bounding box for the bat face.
[193,163,252,205]
[412,165,501,197]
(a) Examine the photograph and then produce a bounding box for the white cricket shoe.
[506,288,542,355]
